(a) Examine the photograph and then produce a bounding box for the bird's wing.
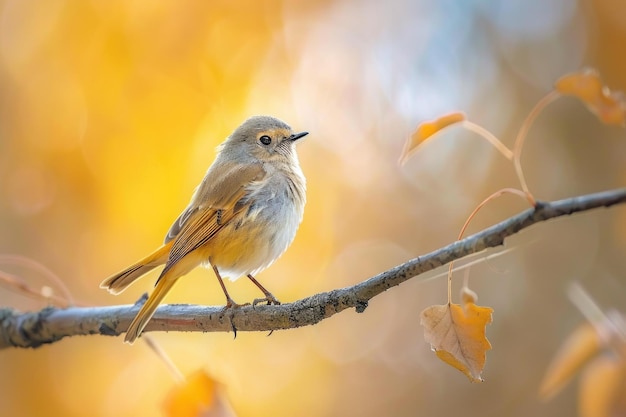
[164,204,196,243]
[160,162,265,276]
[165,161,264,243]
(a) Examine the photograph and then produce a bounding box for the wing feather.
[165,161,263,242]
[160,162,265,277]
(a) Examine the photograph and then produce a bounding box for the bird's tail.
[100,241,173,295]
[123,274,180,344]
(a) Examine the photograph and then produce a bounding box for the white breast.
[211,165,306,281]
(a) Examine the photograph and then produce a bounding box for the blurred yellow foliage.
[400,112,466,165]
[540,314,626,417]
[555,68,626,126]
[539,322,602,400]
[164,370,235,417]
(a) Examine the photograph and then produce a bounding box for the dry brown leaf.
[555,68,626,127]
[579,354,626,417]
[163,370,236,417]
[539,322,602,400]
[420,301,493,382]
[399,112,466,165]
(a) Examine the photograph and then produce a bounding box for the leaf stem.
[447,188,533,304]
[512,90,561,205]
[461,121,514,160]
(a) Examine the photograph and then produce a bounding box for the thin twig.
[0,271,71,308]
[0,255,74,305]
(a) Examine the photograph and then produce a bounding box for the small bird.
[100,116,308,343]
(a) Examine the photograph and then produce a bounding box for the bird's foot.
[223,298,250,310]
[252,293,281,307]
[220,298,250,339]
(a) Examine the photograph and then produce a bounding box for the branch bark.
[2,188,625,349]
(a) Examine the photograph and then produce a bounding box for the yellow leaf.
[164,370,235,417]
[420,301,493,382]
[579,355,626,417]
[399,112,466,165]
[539,322,602,400]
[555,68,626,127]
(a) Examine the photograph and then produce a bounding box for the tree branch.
[2,188,625,349]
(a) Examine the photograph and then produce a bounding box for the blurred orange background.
[0,1,625,416]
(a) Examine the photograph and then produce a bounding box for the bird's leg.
[247,274,281,306]
[211,265,249,309]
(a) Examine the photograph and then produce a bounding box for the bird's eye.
[259,135,272,145]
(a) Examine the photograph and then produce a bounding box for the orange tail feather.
[100,241,172,295]
[124,275,180,344]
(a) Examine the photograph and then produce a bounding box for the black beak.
[289,131,309,141]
